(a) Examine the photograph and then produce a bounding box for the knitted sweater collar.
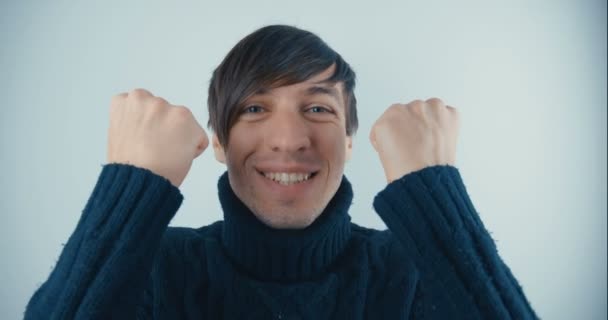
[218,171,353,282]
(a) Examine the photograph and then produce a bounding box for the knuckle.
[444,104,458,117]
[426,97,444,105]
[110,93,127,111]
[374,119,391,132]
[409,99,425,107]
[110,92,127,104]
[109,94,127,112]
[408,100,425,113]
[173,105,193,118]
[129,88,152,99]
[150,97,168,108]
[387,103,404,114]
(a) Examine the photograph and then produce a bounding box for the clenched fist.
[369,98,460,183]
[107,88,209,188]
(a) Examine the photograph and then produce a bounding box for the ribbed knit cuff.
[48,163,184,319]
[373,165,489,258]
[82,163,184,240]
[373,165,535,319]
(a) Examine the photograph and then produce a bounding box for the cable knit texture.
[25,163,537,319]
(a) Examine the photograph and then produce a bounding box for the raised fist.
[370,98,460,183]
[107,88,208,188]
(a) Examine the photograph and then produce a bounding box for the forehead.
[250,65,345,102]
[254,81,343,100]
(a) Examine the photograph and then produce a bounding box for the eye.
[242,105,264,113]
[307,106,332,113]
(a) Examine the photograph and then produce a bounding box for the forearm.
[25,163,183,320]
[374,165,537,319]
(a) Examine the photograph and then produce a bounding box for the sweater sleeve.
[373,165,538,320]
[24,163,183,320]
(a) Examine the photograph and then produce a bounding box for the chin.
[253,208,320,230]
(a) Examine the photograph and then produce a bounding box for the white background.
[1,0,606,319]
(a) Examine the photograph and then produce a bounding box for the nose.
[264,110,311,153]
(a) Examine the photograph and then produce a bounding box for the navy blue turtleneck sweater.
[24,163,537,319]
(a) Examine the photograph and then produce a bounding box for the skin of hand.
[369,98,460,183]
[106,88,209,188]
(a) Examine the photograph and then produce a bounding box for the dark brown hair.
[207,25,358,146]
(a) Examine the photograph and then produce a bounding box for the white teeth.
[263,172,312,185]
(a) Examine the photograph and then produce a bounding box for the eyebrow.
[305,85,341,102]
[253,83,341,103]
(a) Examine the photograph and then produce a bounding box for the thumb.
[194,138,208,159]
[193,127,209,159]
[369,127,378,151]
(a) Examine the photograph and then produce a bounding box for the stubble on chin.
[250,200,323,230]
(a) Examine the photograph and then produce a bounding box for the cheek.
[225,130,248,169]
[225,128,254,168]
[314,129,347,161]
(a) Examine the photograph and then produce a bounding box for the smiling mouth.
[257,170,319,186]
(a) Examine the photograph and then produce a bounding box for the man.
[25,25,537,319]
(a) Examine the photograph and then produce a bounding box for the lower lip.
[256,171,318,198]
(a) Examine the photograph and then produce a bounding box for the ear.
[345,136,353,162]
[212,134,226,164]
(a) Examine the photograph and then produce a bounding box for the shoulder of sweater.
[164,221,223,239]
[349,223,405,257]
[157,221,224,256]
[350,222,392,242]
[150,221,224,279]
[146,223,224,290]
[346,223,416,275]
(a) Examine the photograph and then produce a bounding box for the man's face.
[213,65,352,229]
